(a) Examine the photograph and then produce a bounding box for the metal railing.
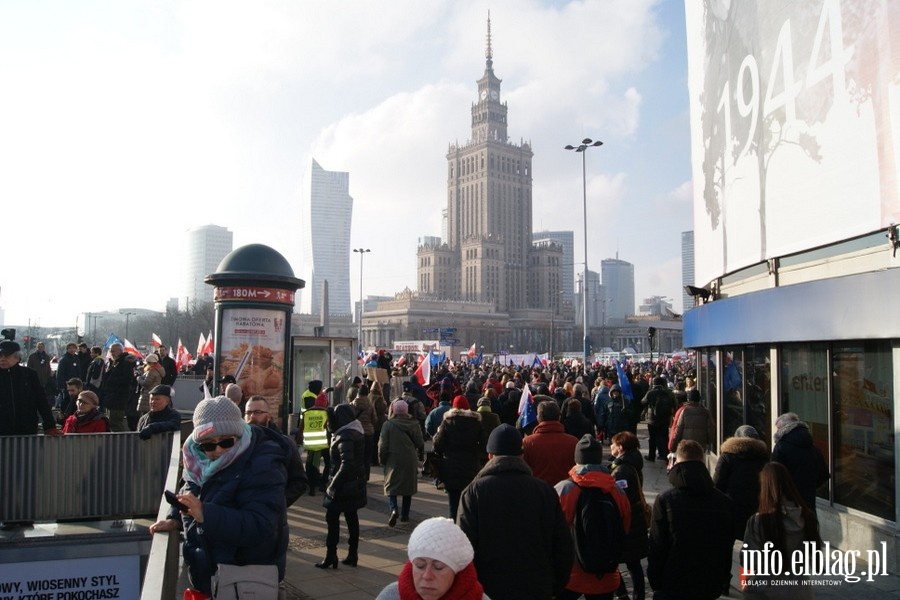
[0,431,175,522]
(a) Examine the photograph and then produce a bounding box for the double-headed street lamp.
[120,310,136,340]
[565,138,603,367]
[353,248,371,355]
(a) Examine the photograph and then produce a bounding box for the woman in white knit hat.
[376,517,489,600]
[149,395,292,598]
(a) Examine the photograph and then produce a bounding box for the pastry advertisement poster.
[220,307,287,418]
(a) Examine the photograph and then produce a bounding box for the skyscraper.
[417,15,556,314]
[301,158,353,317]
[575,269,602,327]
[601,257,635,324]
[181,224,233,310]
[681,230,694,312]
[532,230,575,310]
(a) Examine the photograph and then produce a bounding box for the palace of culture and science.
[361,19,575,355]
[319,18,681,357]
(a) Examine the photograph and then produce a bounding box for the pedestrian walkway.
[185,424,899,599]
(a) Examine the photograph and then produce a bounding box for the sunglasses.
[198,437,236,452]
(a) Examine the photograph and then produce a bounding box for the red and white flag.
[176,338,192,371]
[123,338,144,359]
[202,330,214,355]
[151,333,162,347]
[467,343,477,358]
[414,353,431,386]
[196,332,207,356]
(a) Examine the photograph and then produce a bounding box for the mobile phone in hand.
[164,490,188,512]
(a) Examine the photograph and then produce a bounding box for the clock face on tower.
[480,90,487,100]
[490,90,498,100]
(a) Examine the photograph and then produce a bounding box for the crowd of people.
[291,355,829,600]
[1,335,834,600]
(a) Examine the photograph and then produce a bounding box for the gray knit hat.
[192,396,245,442]
[407,517,474,574]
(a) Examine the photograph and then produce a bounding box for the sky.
[0,0,692,329]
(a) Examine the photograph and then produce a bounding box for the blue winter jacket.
[178,426,288,595]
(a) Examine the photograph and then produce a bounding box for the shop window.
[723,348,744,442]
[722,346,772,443]
[832,341,894,520]
[780,343,831,505]
[699,348,718,453]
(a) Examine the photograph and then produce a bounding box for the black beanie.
[486,424,522,456]
[574,434,604,465]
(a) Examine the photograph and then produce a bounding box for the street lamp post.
[120,310,136,340]
[353,248,371,355]
[89,314,103,344]
[565,137,603,367]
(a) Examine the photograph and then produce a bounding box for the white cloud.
[0,0,688,327]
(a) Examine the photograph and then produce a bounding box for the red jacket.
[555,465,632,595]
[63,411,110,434]
[522,420,579,486]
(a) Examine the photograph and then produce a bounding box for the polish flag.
[176,338,192,371]
[196,332,207,356]
[123,338,144,359]
[395,355,407,368]
[467,343,477,358]
[202,331,214,355]
[414,353,431,386]
[151,333,162,347]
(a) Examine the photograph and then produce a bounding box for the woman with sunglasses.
[149,396,289,598]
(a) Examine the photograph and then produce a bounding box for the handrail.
[140,430,183,600]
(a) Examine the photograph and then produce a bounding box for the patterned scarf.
[182,422,253,486]
[396,561,484,600]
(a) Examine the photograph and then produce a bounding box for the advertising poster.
[0,555,140,598]
[686,0,900,284]
[219,307,288,423]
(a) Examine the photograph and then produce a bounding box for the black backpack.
[572,483,626,576]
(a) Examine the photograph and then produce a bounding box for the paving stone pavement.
[177,423,899,599]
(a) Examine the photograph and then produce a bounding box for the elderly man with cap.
[0,340,61,436]
[376,517,488,600]
[136,385,181,440]
[149,395,290,597]
[458,424,573,600]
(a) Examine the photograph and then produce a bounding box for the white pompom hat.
[407,517,474,574]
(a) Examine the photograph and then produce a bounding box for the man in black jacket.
[99,343,136,432]
[0,340,61,436]
[157,345,178,386]
[458,424,573,600]
[641,376,676,461]
[648,439,734,600]
[56,343,82,409]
